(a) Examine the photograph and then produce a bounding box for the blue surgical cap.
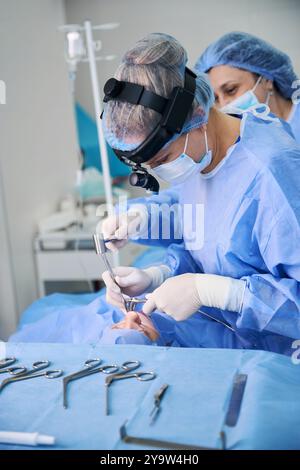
[195,32,298,99]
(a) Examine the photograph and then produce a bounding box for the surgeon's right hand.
[101,205,148,252]
[102,265,173,312]
[102,266,153,312]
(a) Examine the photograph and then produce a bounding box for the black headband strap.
[103,78,168,114]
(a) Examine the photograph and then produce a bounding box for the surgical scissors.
[0,357,27,376]
[104,360,156,415]
[0,360,63,392]
[63,358,119,409]
[0,357,16,368]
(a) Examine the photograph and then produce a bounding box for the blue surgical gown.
[10,109,300,356]
[164,108,300,355]
[288,103,300,145]
[118,186,180,248]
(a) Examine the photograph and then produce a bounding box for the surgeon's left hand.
[143,273,246,321]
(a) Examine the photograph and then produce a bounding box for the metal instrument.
[93,233,149,314]
[93,232,129,311]
[0,357,27,376]
[93,233,115,279]
[123,297,147,312]
[0,357,16,368]
[62,358,118,409]
[0,360,63,392]
[224,373,248,427]
[104,360,156,416]
[199,309,235,332]
[120,421,226,450]
[149,383,169,424]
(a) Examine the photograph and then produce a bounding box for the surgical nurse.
[195,31,300,143]
[102,32,300,355]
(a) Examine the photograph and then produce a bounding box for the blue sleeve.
[126,187,179,207]
[238,212,300,339]
[117,187,183,247]
[165,242,202,276]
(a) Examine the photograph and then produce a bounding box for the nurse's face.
[208,65,271,108]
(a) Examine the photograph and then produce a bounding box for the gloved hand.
[143,273,246,321]
[102,265,172,312]
[101,204,148,252]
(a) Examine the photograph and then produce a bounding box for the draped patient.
[111,310,159,342]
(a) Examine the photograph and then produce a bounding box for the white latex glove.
[143,273,246,321]
[102,265,172,312]
[101,204,148,252]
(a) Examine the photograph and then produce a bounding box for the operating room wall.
[0,0,78,338]
[65,0,300,118]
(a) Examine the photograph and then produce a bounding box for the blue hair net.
[195,32,298,99]
[102,72,214,152]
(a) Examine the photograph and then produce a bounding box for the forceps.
[0,357,16,368]
[149,383,169,425]
[93,233,150,314]
[104,360,156,415]
[93,233,129,312]
[0,360,63,392]
[93,233,116,280]
[63,358,119,409]
[0,357,27,376]
[123,297,147,312]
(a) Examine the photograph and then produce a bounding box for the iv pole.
[59,20,119,217]
[59,20,120,265]
[84,20,114,217]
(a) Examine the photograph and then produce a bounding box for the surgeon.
[10,33,300,356]
[100,32,300,356]
[102,32,300,253]
[195,31,300,143]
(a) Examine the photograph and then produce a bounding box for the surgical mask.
[151,131,212,185]
[220,75,272,114]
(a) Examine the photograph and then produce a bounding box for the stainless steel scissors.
[0,357,27,376]
[0,357,16,368]
[104,360,156,415]
[0,360,63,392]
[63,358,119,409]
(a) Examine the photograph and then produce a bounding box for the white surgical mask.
[151,131,212,185]
[220,75,272,114]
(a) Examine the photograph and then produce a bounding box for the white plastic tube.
[0,431,55,446]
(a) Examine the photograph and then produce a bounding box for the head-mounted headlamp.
[101,67,196,192]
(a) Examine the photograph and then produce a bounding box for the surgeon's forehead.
[208,65,254,90]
